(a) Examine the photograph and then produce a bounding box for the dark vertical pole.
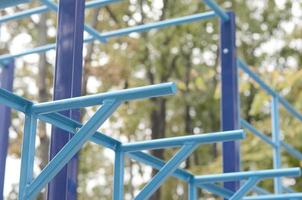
[47,0,85,200]
[220,11,240,192]
[0,61,14,200]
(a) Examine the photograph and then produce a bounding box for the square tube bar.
[271,96,282,194]
[18,114,37,200]
[0,0,30,9]
[229,177,260,200]
[26,100,121,199]
[0,0,121,24]
[193,168,301,183]
[240,119,276,148]
[135,144,198,200]
[113,145,125,200]
[220,11,240,192]
[202,0,229,21]
[0,61,14,199]
[47,0,85,199]
[32,82,177,114]
[121,130,245,152]
[237,58,302,122]
[41,0,107,43]
[0,11,216,63]
[244,193,302,200]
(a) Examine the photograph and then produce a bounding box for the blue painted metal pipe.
[0,61,14,200]
[0,88,31,113]
[113,145,125,200]
[202,0,229,21]
[240,119,276,148]
[0,0,121,24]
[229,177,260,200]
[271,96,282,194]
[135,144,197,200]
[237,58,302,122]
[41,0,107,43]
[193,168,301,183]
[121,129,245,152]
[27,101,121,199]
[220,11,240,192]
[280,141,302,160]
[47,0,85,199]
[0,0,30,9]
[243,193,302,200]
[32,82,177,114]
[18,114,37,200]
[0,11,216,63]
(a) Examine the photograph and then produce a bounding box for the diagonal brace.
[25,100,120,199]
[230,177,260,200]
[135,143,198,200]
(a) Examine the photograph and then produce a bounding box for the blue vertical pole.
[47,0,85,199]
[0,61,14,200]
[220,11,240,192]
[188,181,197,200]
[271,96,282,194]
[113,145,124,200]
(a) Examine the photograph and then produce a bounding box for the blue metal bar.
[0,61,14,200]
[113,145,124,200]
[229,177,260,200]
[0,6,49,24]
[32,82,177,114]
[0,11,216,63]
[0,88,32,113]
[280,141,302,160]
[202,0,229,21]
[0,0,30,9]
[0,0,121,24]
[101,11,216,38]
[18,114,37,200]
[188,180,197,200]
[47,0,85,199]
[237,58,302,122]
[194,168,301,183]
[135,144,197,200]
[41,0,107,43]
[271,96,282,194]
[121,130,244,152]
[243,193,302,200]
[27,100,121,199]
[220,11,240,192]
[240,119,277,148]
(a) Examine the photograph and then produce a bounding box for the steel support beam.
[47,0,85,199]
[220,11,240,193]
[0,61,14,200]
[271,96,282,194]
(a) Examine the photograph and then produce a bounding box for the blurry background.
[0,0,301,199]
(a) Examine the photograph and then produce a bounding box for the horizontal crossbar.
[121,130,245,152]
[32,82,176,114]
[194,168,301,183]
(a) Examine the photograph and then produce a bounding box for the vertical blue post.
[188,181,197,200]
[220,11,240,192]
[19,114,38,200]
[113,145,124,200]
[47,0,85,199]
[271,96,282,193]
[0,61,14,200]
